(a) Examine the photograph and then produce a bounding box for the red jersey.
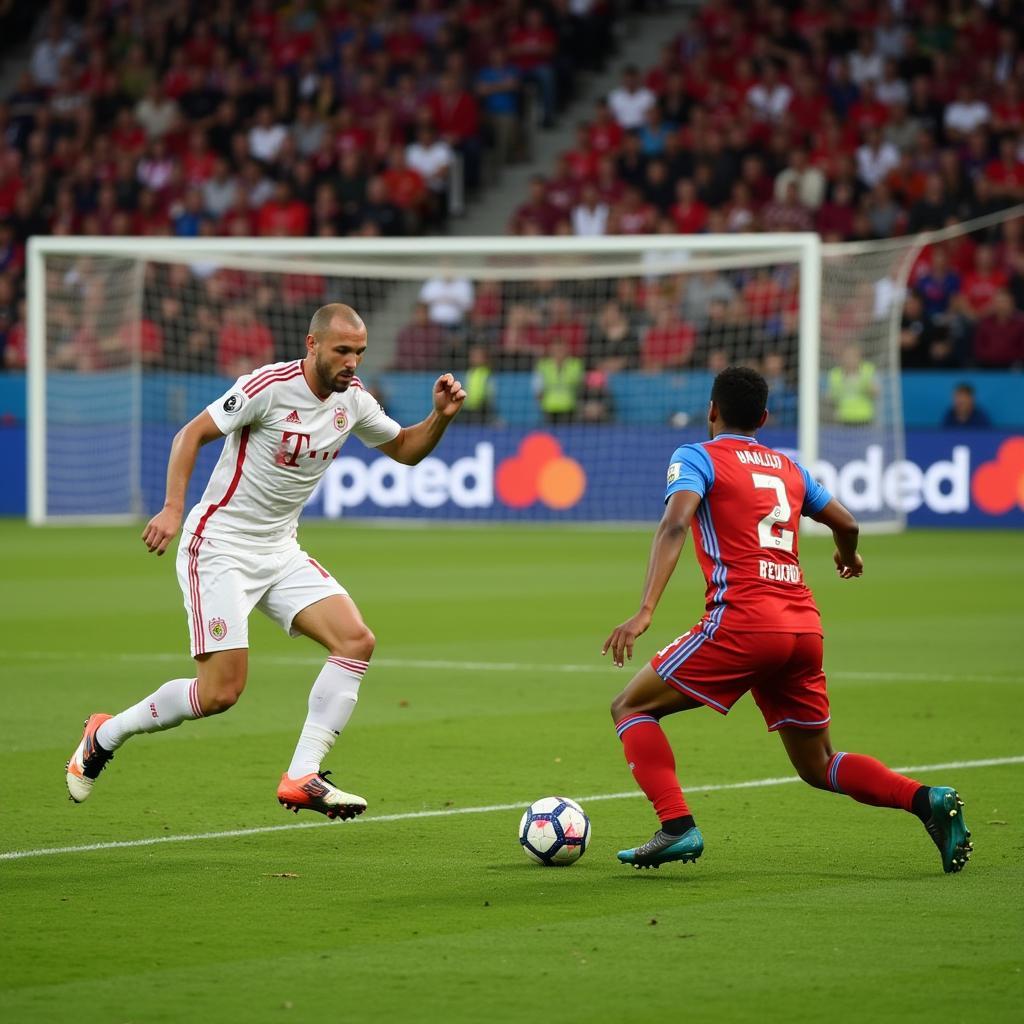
[666,434,832,635]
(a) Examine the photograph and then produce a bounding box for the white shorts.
[175,532,347,657]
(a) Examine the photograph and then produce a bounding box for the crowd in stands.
[0,0,618,371]
[495,0,1024,375]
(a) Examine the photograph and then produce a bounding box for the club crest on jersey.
[334,409,348,431]
[222,393,245,414]
[208,617,228,641]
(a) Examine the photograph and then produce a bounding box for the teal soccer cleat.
[617,826,704,869]
[922,787,973,873]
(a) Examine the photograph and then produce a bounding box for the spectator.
[640,300,696,371]
[291,102,326,159]
[499,302,544,369]
[972,289,1024,368]
[774,149,826,210]
[958,245,1009,322]
[429,72,482,192]
[419,272,474,329]
[459,344,497,425]
[135,83,180,141]
[509,174,559,234]
[816,181,857,240]
[762,351,797,427]
[358,175,404,237]
[761,181,814,233]
[587,301,639,373]
[30,22,74,89]
[532,336,584,423]
[475,47,522,168]
[747,62,793,124]
[941,383,992,428]
[943,82,991,141]
[406,121,453,216]
[827,343,879,425]
[392,303,446,371]
[508,8,558,128]
[217,304,273,378]
[256,181,310,236]
[608,66,656,131]
[916,246,962,320]
[381,146,428,232]
[856,126,901,190]
[248,106,288,165]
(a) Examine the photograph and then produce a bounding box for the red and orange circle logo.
[495,433,587,510]
[971,437,1024,515]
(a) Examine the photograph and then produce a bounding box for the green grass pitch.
[1,521,1022,1023]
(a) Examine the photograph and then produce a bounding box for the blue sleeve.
[798,462,832,516]
[665,444,714,503]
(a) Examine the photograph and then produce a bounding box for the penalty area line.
[2,754,1022,863]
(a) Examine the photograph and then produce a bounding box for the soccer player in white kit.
[65,303,466,819]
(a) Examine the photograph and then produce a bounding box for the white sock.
[287,657,367,778]
[96,678,204,751]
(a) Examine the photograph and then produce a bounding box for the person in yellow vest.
[533,336,584,423]
[827,342,879,425]
[459,344,497,424]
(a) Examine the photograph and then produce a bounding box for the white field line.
[2,755,1021,863]
[4,650,1021,686]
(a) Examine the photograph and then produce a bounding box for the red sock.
[826,751,921,812]
[615,715,690,822]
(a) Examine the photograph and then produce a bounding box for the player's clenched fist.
[433,373,467,418]
[142,506,182,555]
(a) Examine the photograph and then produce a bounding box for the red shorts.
[650,626,829,731]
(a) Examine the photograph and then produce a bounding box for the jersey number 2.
[752,473,794,552]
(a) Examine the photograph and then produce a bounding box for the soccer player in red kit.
[603,367,972,873]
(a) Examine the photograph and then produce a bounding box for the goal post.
[28,231,869,527]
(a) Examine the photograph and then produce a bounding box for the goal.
[27,232,912,529]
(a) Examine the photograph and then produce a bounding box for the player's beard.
[315,354,351,393]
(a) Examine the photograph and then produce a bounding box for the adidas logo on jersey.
[284,410,302,424]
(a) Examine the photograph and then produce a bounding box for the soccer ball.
[518,796,591,866]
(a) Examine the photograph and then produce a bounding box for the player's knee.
[332,624,375,662]
[796,759,830,790]
[203,675,246,714]
[610,692,633,722]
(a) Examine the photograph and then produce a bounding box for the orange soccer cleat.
[277,770,367,820]
[66,713,114,803]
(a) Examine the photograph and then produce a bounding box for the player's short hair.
[711,366,768,430]
[308,303,364,340]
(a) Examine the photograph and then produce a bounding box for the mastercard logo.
[971,437,1024,515]
[495,433,587,510]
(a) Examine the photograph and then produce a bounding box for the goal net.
[28,232,915,529]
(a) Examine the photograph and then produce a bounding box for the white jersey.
[183,360,401,547]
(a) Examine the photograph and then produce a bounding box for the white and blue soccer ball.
[519,796,591,866]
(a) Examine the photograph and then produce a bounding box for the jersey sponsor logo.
[208,617,228,641]
[275,430,312,467]
[667,463,681,484]
[334,409,348,432]
[284,410,302,424]
[222,393,245,414]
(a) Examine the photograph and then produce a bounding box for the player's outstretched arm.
[602,490,701,667]
[142,410,224,556]
[376,373,466,466]
[812,497,863,579]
